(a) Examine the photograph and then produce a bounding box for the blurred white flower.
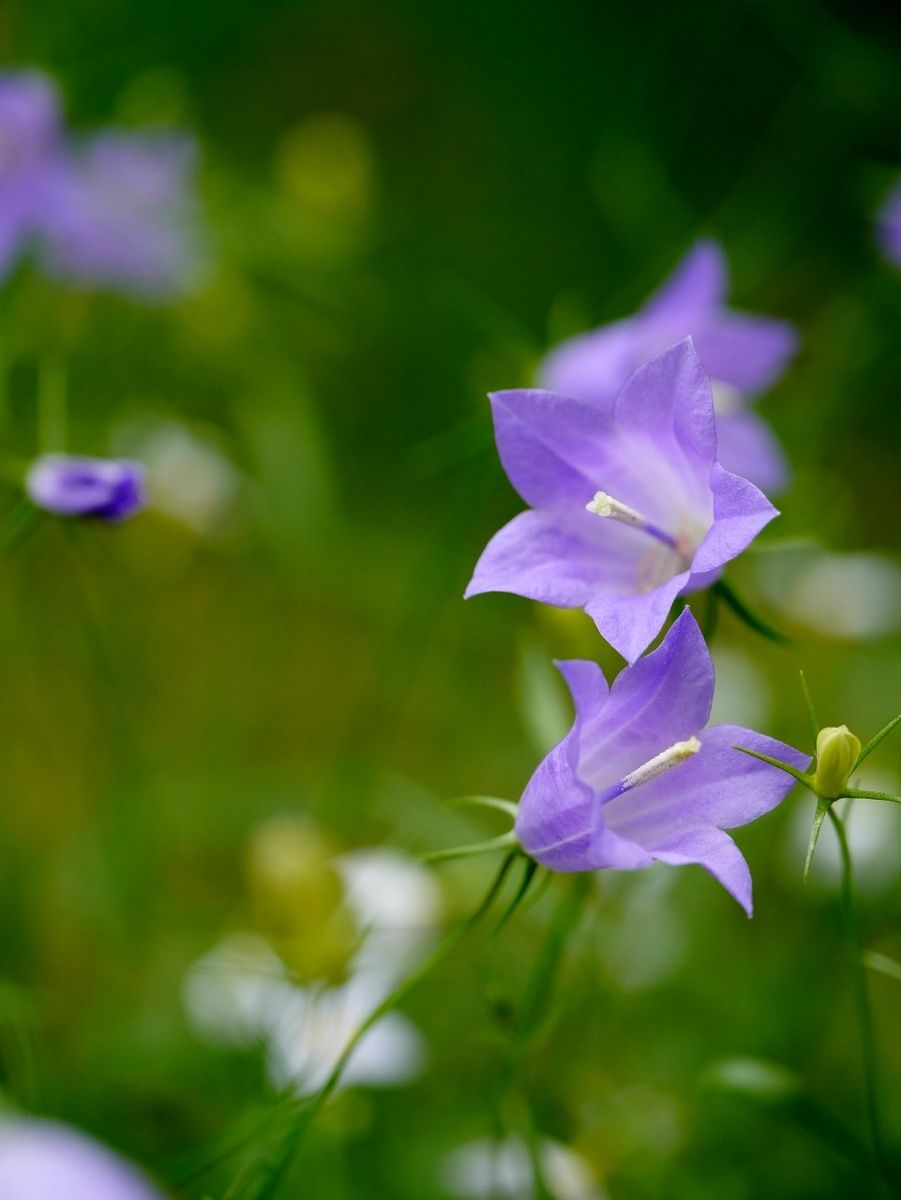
[709,646,772,730]
[755,546,901,640]
[441,1136,605,1200]
[183,846,441,1095]
[114,418,240,534]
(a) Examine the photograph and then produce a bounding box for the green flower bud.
[813,725,861,800]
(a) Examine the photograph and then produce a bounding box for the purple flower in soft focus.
[876,178,901,267]
[0,70,64,274]
[38,130,203,297]
[0,1118,163,1200]
[514,611,809,913]
[539,241,798,493]
[465,339,776,662]
[26,454,145,521]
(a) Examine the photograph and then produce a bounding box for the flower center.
[598,737,701,805]
[586,490,696,555]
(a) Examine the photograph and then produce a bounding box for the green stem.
[37,354,67,453]
[503,873,592,1200]
[712,579,791,644]
[827,808,895,1195]
[253,852,518,1199]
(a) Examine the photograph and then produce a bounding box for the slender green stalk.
[712,579,791,643]
[827,808,896,1195]
[253,852,518,1199]
[37,353,67,453]
[500,873,592,1200]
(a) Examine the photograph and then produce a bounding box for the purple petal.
[514,732,601,872]
[604,724,808,845]
[877,179,901,267]
[576,609,714,781]
[690,462,777,576]
[641,240,727,325]
[586,569,689,664]
[714,409,788,496]
[612,339,716,517]
[695,312,798,396]
[487,389,612,508]
[0,1119,163,1200]
[651,827,753,914]
[536,320,645,410]
[465,507,641,609]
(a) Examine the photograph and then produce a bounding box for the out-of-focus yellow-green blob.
[274,113,375,260]
[244,815,358,984]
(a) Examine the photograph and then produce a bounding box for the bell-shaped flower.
[26,454,145,521]
[514,611,808,914]
[539,241,797,493]
[0,1117,164,1200]
[0,71,64,275]
[38,131,204,298]
[466,339,776,662]
[877,177,901,267]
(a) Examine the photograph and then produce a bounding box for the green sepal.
[423,831,520,864]
[803,799,831,883]
[853,714,901,772]
[733,745,812,787]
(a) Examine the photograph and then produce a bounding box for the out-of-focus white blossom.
[440,1136,605,1200]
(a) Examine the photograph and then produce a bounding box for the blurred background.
[0,1,900,1196]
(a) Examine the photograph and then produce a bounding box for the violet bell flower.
[876,177,901,267]
[514,610,809,914]
[0,70,64,275]
[26,454,145,521]
[0,1117,164,1200]
[539,241,797,493]
[37,130,203,298]
[465,338,777,662]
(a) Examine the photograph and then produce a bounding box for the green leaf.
[423,831,520,864]
[804,800,831,883]
[444,794,519,819]
[712,579,792,644]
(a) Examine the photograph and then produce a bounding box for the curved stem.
[827,808,895,1194]
[253,852,518,1199]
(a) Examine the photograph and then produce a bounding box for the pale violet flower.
[514,611,808,914]
[26,454,145,521]
[0,71,63,274]
[539,241,797,493]
[876,177,901,266]
[0,1118,163,1200]
[466,339,777,662]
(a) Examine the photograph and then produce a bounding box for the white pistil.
[621,737,701,790]
[586,491,647,528]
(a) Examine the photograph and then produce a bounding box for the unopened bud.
[813,725,861,800]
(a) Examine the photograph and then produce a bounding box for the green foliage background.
[0,1,900,1196]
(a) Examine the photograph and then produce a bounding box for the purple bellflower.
[514,610,809,913]
[38,130,203,298]
[26,454,145,521]
[876,177,901,267]
[0,71,64,274]
[0,1118,164,1200]
[465,339,777,663]
[539,241,797,493]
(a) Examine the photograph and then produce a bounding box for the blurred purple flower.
[38,130,203,297]
[539,241,797,493]
[514,611,808,913]
[876,178,901,267]
[0,1118,163,1200]
[0,70,64,274]
[465,339,776,662]
[26,453,145,520]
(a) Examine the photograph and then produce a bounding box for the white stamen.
[586,491,647,527]
[621,737,701,790]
